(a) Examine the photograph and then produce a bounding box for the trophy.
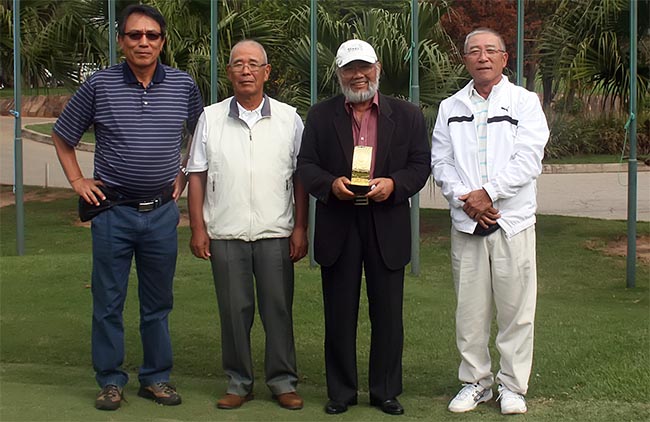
[349,145,372,205]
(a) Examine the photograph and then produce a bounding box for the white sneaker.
[498,385,527,414]
[448,383,493,413]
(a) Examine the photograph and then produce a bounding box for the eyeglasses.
[464,48,505,58]
[340,62,376,77]
[123,31,163,41]
[229,62,268,73]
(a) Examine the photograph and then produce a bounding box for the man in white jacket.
[431,28,549,415]
[186,40,308,411]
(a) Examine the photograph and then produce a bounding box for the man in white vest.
[186,39,308,411]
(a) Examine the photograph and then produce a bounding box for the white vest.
[202,97,297,241]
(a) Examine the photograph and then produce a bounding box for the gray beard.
[339,79,379,103]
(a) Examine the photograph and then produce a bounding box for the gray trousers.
[209,238,298,396]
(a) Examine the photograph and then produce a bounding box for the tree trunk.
[542,75,554,107]
[525,61,537,92]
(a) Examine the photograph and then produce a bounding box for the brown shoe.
[274,392,304,410]
[95,384,123,411]
[217,393,254,409]
[137,382,181,406]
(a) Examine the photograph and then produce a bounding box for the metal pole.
[108,0,116,66]
[626,0,637,288]
[210,0,218,105]
[12,0,24,255]
[307,0,318,267]
[516,0,524,86]
[409,0,420,275]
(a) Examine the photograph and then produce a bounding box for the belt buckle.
[137,199,158,212]
[353,195,368,206]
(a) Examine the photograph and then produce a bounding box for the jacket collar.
[456,74,508,108]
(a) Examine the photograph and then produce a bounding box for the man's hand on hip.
[73,178,105,206]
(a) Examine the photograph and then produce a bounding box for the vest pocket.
[206,171,222,207]
[285,177,293,201]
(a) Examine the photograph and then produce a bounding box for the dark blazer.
[297,93,431,270]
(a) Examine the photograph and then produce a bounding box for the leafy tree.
[440,0,555,93]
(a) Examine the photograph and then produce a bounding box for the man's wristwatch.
[180,165,189,176]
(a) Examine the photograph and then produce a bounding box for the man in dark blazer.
[297,39,430,416]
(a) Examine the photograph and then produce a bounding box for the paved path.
[1,116,649,221]
[419,172,650,222]
[1,116,94,189]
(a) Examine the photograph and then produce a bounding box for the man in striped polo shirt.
[52,4,203,411]
[431,28,549,415]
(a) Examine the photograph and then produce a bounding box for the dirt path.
[0,185,190,227]
[0,185,75,207]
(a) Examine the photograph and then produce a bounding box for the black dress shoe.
[324,398,358,415]
[325,400,347,414]
[370,398,404,415]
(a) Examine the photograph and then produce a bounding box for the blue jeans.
[90,201,179,388]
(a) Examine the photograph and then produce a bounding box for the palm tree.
[1,0,282,102]
[149,0,281,103]
[278,1,463,126]
[538,0,650,111]
[3,0,462,123]
[0,0,109,91]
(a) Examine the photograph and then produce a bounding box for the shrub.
[545,112,650,159]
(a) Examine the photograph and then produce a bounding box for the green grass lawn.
[0,87,74,98]
[24,122,95,144]
[1,187,649,421]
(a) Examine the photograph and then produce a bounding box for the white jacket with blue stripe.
[431,75,550,237]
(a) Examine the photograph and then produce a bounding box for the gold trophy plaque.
[350,146,372,204]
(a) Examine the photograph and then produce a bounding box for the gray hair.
[463,28,506,53]
[229,40,269,64]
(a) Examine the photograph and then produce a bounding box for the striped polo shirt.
[54,62,203,198]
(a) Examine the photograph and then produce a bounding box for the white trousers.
[450,225,537,395]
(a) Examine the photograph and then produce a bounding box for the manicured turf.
[1,188,648,421]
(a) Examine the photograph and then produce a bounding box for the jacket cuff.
[482,182,498,202]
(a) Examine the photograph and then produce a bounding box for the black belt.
[119,188,174,212]
[78,186,174,222]
[473,223,500,236]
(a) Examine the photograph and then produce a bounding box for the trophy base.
[349,184,371,195]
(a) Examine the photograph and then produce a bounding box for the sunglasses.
[123,31,163,41]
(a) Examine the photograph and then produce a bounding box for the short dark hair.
[117,4,166,38]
